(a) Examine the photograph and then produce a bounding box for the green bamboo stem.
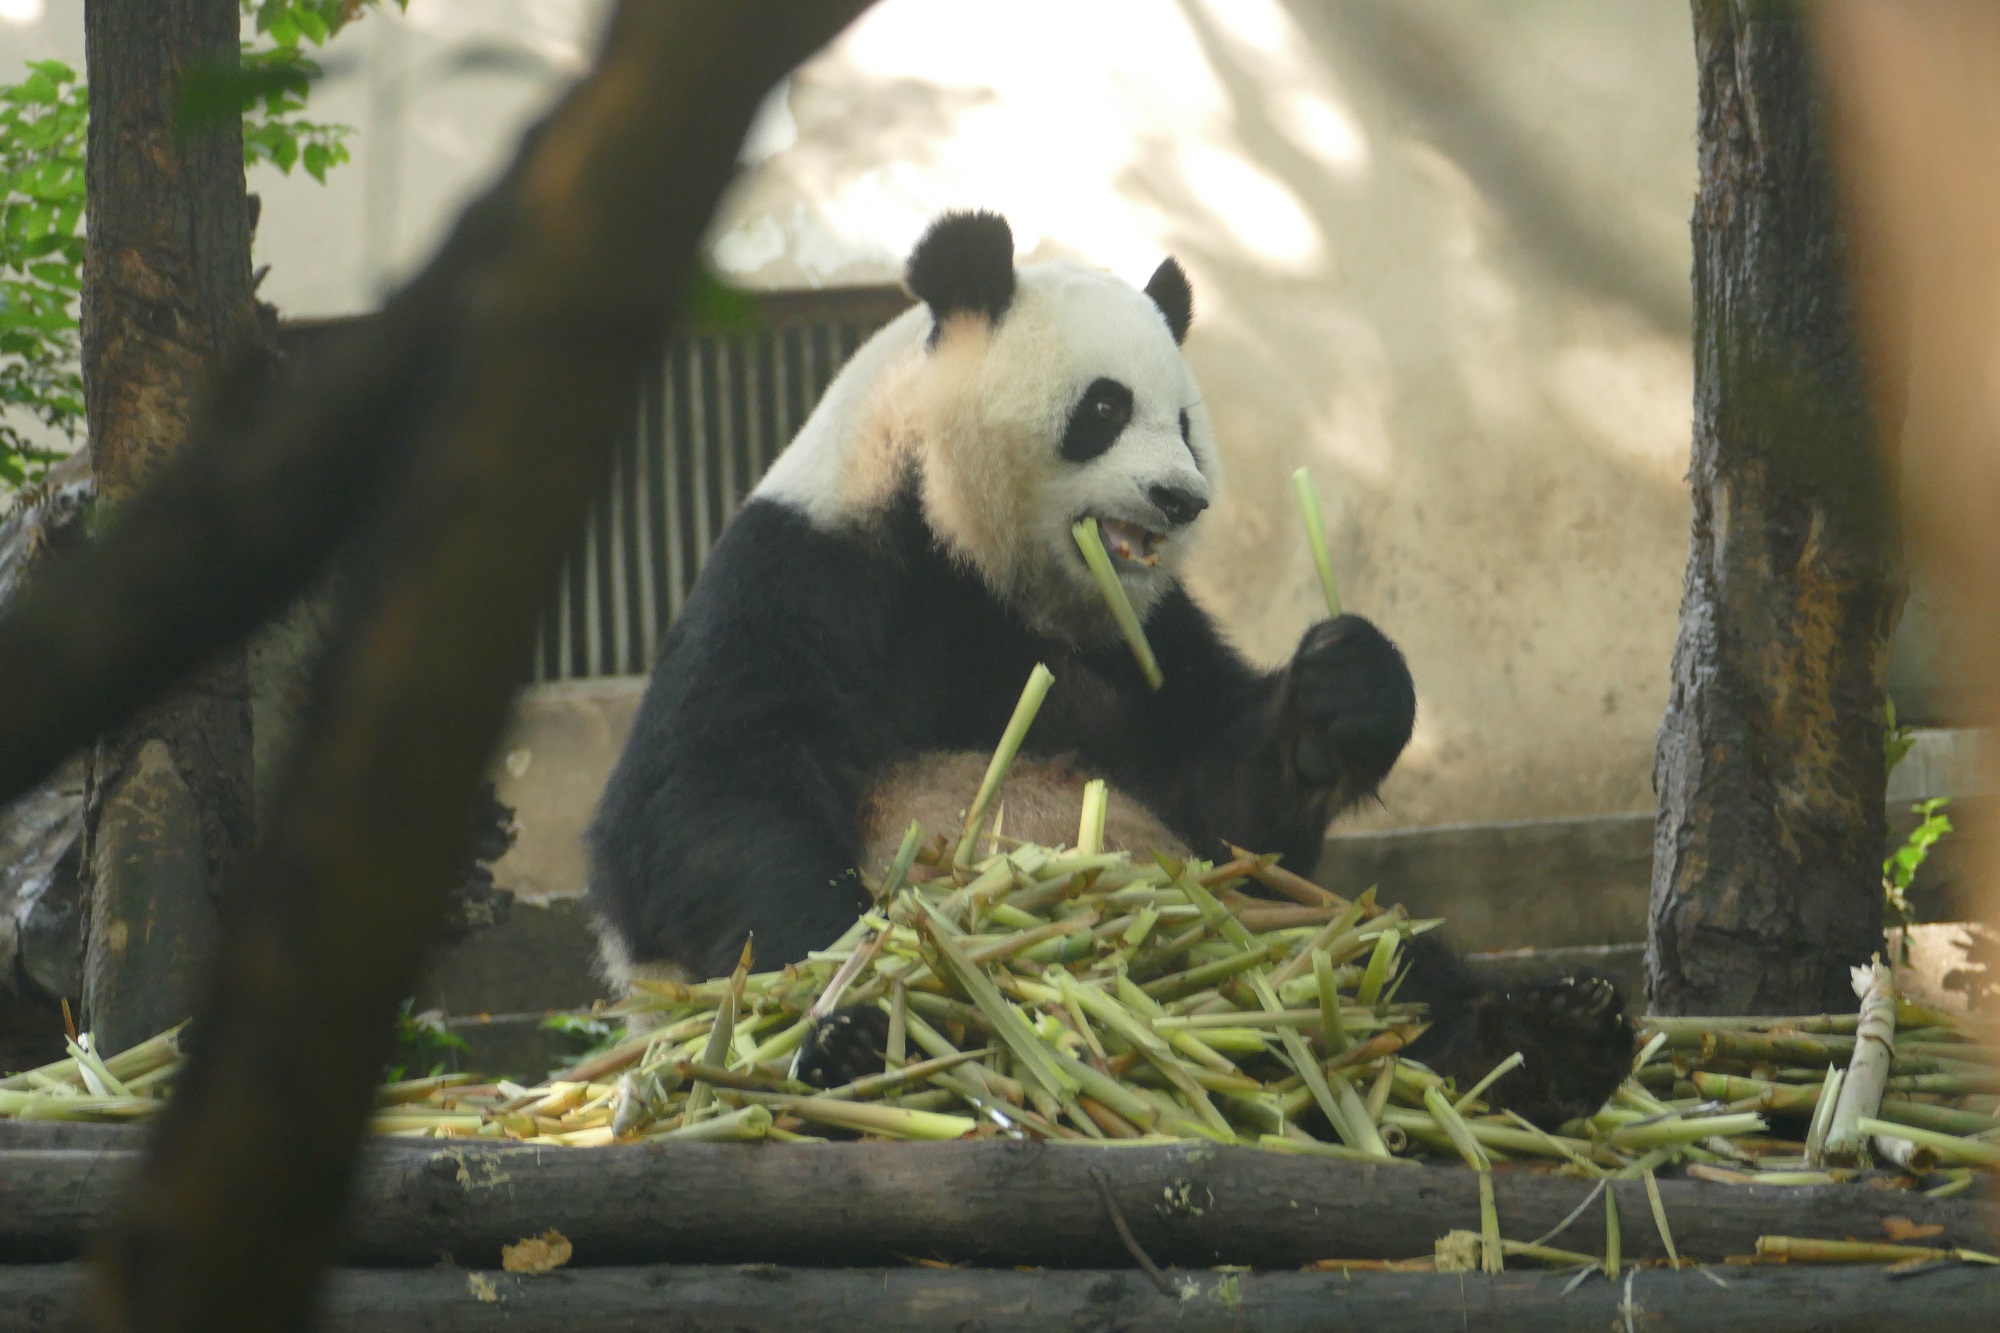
[921,904,1079,1099]
[885,982,908,1068]
[954,663,1056,870]
[1422,1085,1491,1170]
[1290,466,1342,617]
[760,1094,975,1140]
[646,1103,773,1143]
[1756,1235,2000,1265]
[1640,1013,1861,1046]
[1071,518,1164,689]
[1315,951,1349,1056]
[1606,1111,1766,1152]
[1078,778,1108,855]
[1805,1065,1844,1161]
[1855,1116,2000,1168]
[1479,1171,1504,1274]
[683,987,738,1123]
[1453,1051,1524,1113]
[1603,1184,1621,1280]
[1141,940,1282,1001]
[1691,1071,1823,1114]
[1640,1160,1688,1264]
[1878,1096,2000,1137]
[1356,927,1400,1007]
[876,820,925,901]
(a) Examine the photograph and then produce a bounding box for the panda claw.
[1436,973,1636,1130]
[794,1006,892,1089]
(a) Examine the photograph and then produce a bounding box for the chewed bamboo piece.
[1071,517,1163,689]
[1290,466,1342,617]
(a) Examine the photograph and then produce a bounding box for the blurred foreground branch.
[1814,6,2000,952]
[0,2,879,1329]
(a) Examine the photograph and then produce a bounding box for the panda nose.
[1148,483,1209,528]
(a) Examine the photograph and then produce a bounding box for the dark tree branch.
[22,3,877,1329]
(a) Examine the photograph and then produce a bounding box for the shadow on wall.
[1136,0,1695,830]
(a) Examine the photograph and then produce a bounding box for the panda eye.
[1179,409,1190,442]
[1061,377,1134,463]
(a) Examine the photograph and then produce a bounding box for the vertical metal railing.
[530,289,909,683]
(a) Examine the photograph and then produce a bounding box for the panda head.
[901,211,1218,645]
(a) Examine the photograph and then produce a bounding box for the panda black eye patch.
[1060,377,1135,463]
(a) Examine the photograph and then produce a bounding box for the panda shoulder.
[753,305,932,528]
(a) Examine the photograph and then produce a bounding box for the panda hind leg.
[794,1005,893,1089]
[1402,934,1634,1130]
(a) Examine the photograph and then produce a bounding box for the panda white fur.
[587,211,1630,1126]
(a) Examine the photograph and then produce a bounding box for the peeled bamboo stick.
[1820,960,1896,1165]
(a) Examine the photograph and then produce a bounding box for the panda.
[587,210,1631,1129]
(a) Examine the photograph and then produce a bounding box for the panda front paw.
[1284,615,1416,793]
[1448,975,1634,1130]
[794,1006,892,1088]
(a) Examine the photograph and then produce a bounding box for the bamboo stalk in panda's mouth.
[1071,517,1164,691]
[1291,467,1343,619]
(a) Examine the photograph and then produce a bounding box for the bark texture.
[1647,0,1901,1014]
[4,1142,1994,1268]
[80,0,258,1051]
[9,1261,2000,1333]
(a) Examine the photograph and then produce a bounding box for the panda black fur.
[587,210,1631,1129]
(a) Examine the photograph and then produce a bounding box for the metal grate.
[530,286,910,683]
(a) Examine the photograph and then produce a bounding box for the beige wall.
[710,0,1697,830]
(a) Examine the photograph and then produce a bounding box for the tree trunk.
[80,0,257,1051]
[1647,0,1901,1014]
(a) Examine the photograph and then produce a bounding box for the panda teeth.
[1099,519,1163,568]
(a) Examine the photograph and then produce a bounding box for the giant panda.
[587,210,1632,1128]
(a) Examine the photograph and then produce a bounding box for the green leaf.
[683,270,763,335]
[177,51,313,137]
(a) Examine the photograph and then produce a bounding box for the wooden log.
[2,1142,1992,1269]
[6,1260,2000,1332]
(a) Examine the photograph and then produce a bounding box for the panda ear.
[1144,257,1193,345]
[906,211,1016,328]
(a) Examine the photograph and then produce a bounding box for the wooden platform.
[9,1260,1999,1331]
[5,1137,1996,1269]
[7,1138,1997,1328]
